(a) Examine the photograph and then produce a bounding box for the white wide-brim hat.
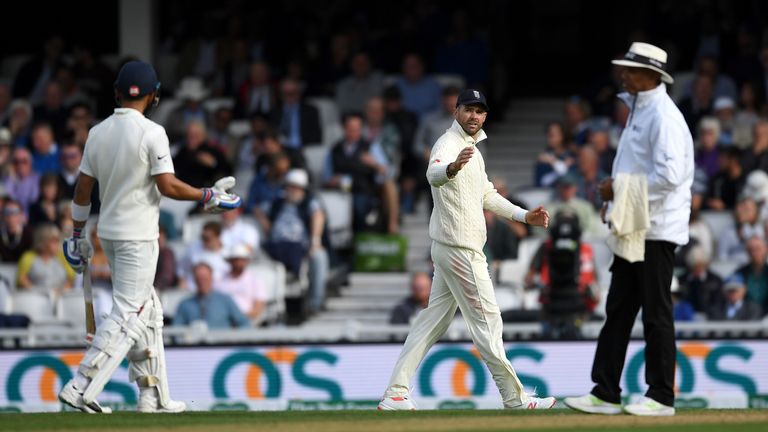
[612,42,674,84]
[176,77,210,101]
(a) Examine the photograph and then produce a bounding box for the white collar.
[114,107,145,117]
[449,120,487,146]
[618,83,667,108]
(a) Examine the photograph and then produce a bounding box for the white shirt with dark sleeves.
[80,108,175,241]
[426,120,527,253]
[611,83,694,246]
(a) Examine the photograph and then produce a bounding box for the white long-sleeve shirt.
[611,83,694,246]
[426,120,527,253]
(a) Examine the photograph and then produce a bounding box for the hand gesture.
[598,177,614,201]
[525,205,550,228]
[449,146,475,176]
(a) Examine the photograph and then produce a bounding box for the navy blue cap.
[114,61,159,99]
[456,89,489,112]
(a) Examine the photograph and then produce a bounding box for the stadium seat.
[9,291,56,323]
[709,259,741,280]
[699,211,735,243]
[318,190,354,249]
[498,237,543,287]
[514,187,553,208]
[306,97,343,147]
[303,146,329,184]
[0,263,17,290]
[57,291,87,328]
[160,198,196,238]
[160,288,193,320]
[0,282,9,314]
[248,260,286,324]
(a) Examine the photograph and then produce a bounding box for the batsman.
[59,61,241,413]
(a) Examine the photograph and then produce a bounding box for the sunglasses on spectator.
[3,207,21,216]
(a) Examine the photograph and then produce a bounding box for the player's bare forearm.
[73,174,97,229]
[154,173,205,202]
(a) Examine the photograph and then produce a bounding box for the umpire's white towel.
[606,173,649,263]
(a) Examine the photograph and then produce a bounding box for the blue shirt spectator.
[173,262,250,329]
[30,123,60,174]
[396,54,441,119]
[4,148,40,212]
[246,152,289,213]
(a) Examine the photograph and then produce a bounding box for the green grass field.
[1,410,767,432]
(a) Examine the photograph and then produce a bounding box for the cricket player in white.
[58,61,241,413]
[379,89,556,410]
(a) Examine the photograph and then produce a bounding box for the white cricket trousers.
[102,239,159,314]
[385,241,527,407]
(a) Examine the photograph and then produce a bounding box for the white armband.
[71,202,92,222]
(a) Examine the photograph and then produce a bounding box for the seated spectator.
[246,152,290,215]
[173,262,250,329]
[395,53,441,119]
[4,147,40,212]
[178,221,230,289]
[208,106,240,160]
[563,96,591,146]
[671,277,695,322]
[88,224,111,289]
[324,114,391,232]
[253,130,307,176]
[534,122,574,187]
[65,99,96,147]
[733,82,761,147]
[32,82,68,140]
[678,74,714,134]
[694,117,723,179]
[271,78,322,149]
[588,127,615,175]
[413,86,460,163]
[736,236,768,313]
[0,199,32,262]
[28,173,60,226]
[707,274,763,321]
[571,145,607,210]
[0,128,12,178]
[153,225,178,291]
[165,77,210,142]
[390,271,431,324]
[172,121,232,188]
[705,146,745,210]
[741,118,768,173]
[261,169,329,313]
[716,196,761,266]
[364,98,401,233]
[57,142,81,199]
[235,114,270,172]
[712,97,736,145]
[547,173,600,237]
[220,207,260,254]
[218,244,267,322]
[383,86,421,214]
[17,223,74,291]
[235,61,275,119]
[29,122,60,174]
[335,52,385,116]
[682,55,738,102]
[7,99,33,148]
[687,176,715,266]
[681,244,723,313]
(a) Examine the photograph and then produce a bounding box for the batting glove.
[201,176,242,214]
[62,227,93,274]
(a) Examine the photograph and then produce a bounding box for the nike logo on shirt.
[157,155,168,160]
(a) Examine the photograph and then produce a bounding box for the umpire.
[565,43,694,416]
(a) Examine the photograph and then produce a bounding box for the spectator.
[733,81,762,147]
[71,46,115,118]
[16,223,74,291]
[684,56,738,102]
[235,61,275,119]
[564,96,591,146]
[707,274,763,321]
[741,119,768,173]
[716,196,760,266]
[57,142,81,198]
[389,271,431,324]
[694,117,723,178]
[261,169,329,313]
[208,106,240,160]
[218,244,267,322]
[705,146,745,210]
[395,53,441,119]
[235,114,270,172]
[65,102,95,148]
[736,236,768,312]
[678,74,714,134]
[178,221,230,289]
[588,128,616,175]
[220,207,260,254]
[688,170,715,260]
[670,277,695,322]
[712,97,736,145]
[12,36,65,103]
[4,147,40,212]
[154,225,178,291]
[325,114,390,232]
[88,223,112,289]
[414,86,461,165]
[165,77,210,143]
[335,52,385,116]
[364,98,401,233]
[0,128,12,178]
[28,173,60,225]
[0,199,32,262]
[32,82,68,141]
[681,244,722,314]
[173,262,250,329]
[246,152,290,215]
[547,173,600,236]
[384,86,421,214]
[535,122,574,187]
[253,130,307,176]
[7,99,33,148]
[172,121,232,188]
[271,78,322,149]
[29,123,60,175]
[572,145,607,210]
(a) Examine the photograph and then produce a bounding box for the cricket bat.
[83,264,96,342]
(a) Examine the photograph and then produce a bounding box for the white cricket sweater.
[426,121,528,253]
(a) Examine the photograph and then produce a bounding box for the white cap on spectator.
[0,128,11,145]
[285,169,309,189]
[713,96,735,111]
[742,170,768,203]
[176,77,209,101]
[226,243,251,260]
[698,116,721,137]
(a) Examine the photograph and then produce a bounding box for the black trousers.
[591,241,677,407]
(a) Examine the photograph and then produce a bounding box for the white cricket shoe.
[58,381,112,414]
[509,395,557,410]
[377,393,417,411]
[623,396,675,416]
[137,388,187,413]
[564,394,622,415]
